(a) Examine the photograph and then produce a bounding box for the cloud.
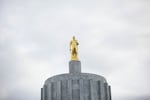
[0,0,150,100]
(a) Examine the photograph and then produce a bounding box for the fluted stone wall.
[41,61,111,100]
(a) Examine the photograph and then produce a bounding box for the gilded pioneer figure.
[70,36,79,60]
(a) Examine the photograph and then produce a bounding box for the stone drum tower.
[41,37,111,100]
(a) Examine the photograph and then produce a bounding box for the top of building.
[42,36,111,100]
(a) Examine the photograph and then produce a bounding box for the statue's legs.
[71,48,78,60]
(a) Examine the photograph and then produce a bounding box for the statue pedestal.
[69,60,81,73]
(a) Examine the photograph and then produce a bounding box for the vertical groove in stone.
[41,88,43,100]
[72,80,80,100]
[83,80,90,100]
[57,81,61,100]
[90,80,99,100]
[43,87,45,100]
[108,86,111,100]
[68,80,72,100]
[100,82,105,100]
[90,80,94,100]
[47,83,52,100]
[79,79,84,100]
[62,81,67,100]
[52,82,57,100]
[44,85,48,100]
[107,85,110,100]
[104,83,108,100]
[95,81,99,100]
[98,81,101,100]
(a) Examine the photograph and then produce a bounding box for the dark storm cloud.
[0,0,150,100]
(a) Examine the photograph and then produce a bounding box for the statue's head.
[73,36,75,40]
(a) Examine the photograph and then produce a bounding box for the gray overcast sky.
[0,0,150,100]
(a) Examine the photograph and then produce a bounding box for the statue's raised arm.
[70,36,79,60]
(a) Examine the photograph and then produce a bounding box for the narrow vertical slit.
[90,80,94,100]
[104,83,108,100]
[108,86,111,100]
[41,88,43,100]
[98,81,101,100]
[79,79,84,100]
[57,81,61,100]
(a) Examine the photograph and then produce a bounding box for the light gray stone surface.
[69,60,81,73]
[41,61,111,100]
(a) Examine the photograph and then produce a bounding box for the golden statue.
[70,36,79,60]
